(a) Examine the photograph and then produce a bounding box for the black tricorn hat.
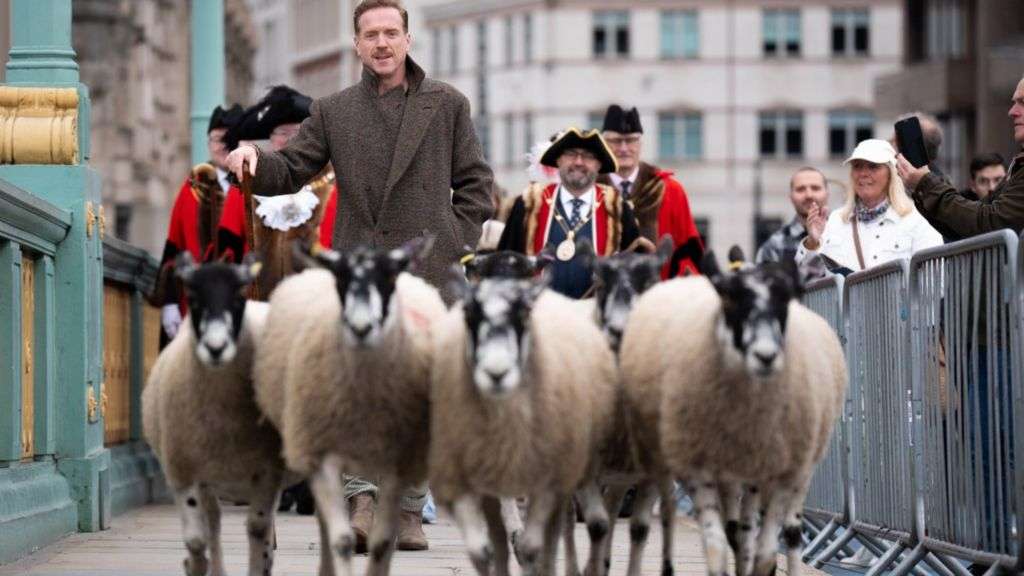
[602,104,643,134]
[540,128,618,175]
[224,85,312,151]
[207,104,244,134]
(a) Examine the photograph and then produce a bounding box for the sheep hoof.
[182,556,208,576]
[661,559,674,576]
[586,520,609,543]
[726,520,740,554]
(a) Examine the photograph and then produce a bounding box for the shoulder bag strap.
[851,216,867,270]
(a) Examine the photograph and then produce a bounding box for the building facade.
[876,0,1024,187]
[422,0,904,255]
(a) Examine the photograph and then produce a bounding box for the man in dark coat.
[225,0,492,553]
[499,127,640,298]
[897,78,1024,240]
[597,105,703,276]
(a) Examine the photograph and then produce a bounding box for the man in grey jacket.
[226,0,493,553]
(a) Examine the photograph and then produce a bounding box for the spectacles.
[604,136,641,147]
[271,126,300,140]
[562,150,598,162]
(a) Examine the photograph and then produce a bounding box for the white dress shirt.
[795,206,943,271]
[216,167,231,195]
[558,186,594,223]
[609,167,640,194]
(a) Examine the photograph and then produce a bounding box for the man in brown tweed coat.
[226,0,493,554]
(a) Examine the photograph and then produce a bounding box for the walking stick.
[239,161,261,300]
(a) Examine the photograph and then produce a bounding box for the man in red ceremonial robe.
[156,104,244,341]
[597,105,704,277]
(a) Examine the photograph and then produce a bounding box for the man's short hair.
[898,111,944,162]
[969,152,1006,180]
[354,0,408,34]
[790,166,827,190]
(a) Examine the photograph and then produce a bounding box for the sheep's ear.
[654,234,674,267]
[390,233,435,273]
[532,246,556,274]
[727,245,747,269]
[175,252,196,284]
[701,250,722,281]
[236,252,263,285]
[447,263,471,301]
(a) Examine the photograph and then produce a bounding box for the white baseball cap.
[844,139,897,166]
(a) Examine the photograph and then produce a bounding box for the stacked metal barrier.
[800,230,1024,575]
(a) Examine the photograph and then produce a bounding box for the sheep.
[619,250,847,576]
[259,237,445,576]
[429,273,619,576]
[573,237,681,576]
[142,252,285,576]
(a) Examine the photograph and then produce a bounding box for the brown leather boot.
[397,509,429,551]
[349,494,375,554]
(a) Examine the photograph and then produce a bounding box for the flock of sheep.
[142,236,848,576]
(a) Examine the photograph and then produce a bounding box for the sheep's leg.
[692,476,730,576]
[752,489,787,576]
[578,481,610,576]
[315,507,337,576]
[500,497,525,567]
[561,498,580,576]
[451,495,493,576]
[781,480,812,576]
[309,455,356,576]
[736,485,762,576]
[176,485,210,576]
[658,478,677,576]
[624,481,658,576]
[519,491,559,576]
[541,495,569,576]
[719,482,743,562]
[482,496,512,576]
[198,487,226,576]
[246,473,281,576]
[365,475,401,576]
[601,484,630,576]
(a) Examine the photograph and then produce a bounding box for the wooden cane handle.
[239,161,261,300]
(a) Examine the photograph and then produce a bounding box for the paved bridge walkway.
[0,504,826,576]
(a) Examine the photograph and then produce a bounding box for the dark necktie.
[621,180,632,199]
[568,198,584,229]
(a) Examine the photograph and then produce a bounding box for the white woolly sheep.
[142,253,285,576]
[619,253,847,576]
[429,275,618,576]
[259,239,445,576]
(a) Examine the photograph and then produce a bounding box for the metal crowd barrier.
[799,230,1024,575]
[801,275,852,559]
[904,230,1023,575]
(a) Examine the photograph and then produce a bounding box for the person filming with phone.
[795,139,942,272]
[898,77,1024,240]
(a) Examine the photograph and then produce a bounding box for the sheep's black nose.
[351,323,372,340]
[754,351,776,366]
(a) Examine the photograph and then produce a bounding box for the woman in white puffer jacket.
[796,139,942,271]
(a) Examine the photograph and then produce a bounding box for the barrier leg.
[811,526,856,567]
[864,542,905,576]
[921,552,958,576]
[931,552,972,576]
[890,543,929,576]
[802,519,839,561]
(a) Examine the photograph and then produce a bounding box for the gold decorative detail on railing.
[85,202,95,238]
[103,284,132,445]
[21,257,34,460]
[0,86,79,165]
[98,205,107,239]
[100,381,108,419]
[87,384,97,423]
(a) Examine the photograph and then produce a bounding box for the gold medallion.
[556,239,576,261]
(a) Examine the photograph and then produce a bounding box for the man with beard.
[598,105,703,276]
[498,128,640,298]
[755,166,830,264]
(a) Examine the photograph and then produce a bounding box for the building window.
[476,116,490,163]
[504,16,514,66]
[660,10,698,59]
[832,9,870,56]
[763,9,801,58]
[658,112,703,161]
[694,216,710,249]
[829,111,874,157]
[754,216,784,254]
[449,26,459,73]
[505,114,516,167]
[523,14,533,64]
[477,20,488,69]
[759,111,803,158]
[593,10,630,58]
[432,27,442,73]
[927,0,968,58]
[588,111,605,131]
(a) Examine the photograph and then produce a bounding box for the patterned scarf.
[855,199,890,223]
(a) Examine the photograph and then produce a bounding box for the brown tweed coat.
[250,57,493,303]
